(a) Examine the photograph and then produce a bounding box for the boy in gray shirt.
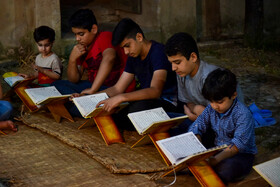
[165,32,243,135]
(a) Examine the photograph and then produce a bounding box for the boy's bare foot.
[0,120,18,132]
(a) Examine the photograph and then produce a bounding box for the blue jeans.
[214,153,255,184]
[51,80,92,95]
[0,100,13,121]
[167,112,193,136]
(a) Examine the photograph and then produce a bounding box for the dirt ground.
[0,42,279,186]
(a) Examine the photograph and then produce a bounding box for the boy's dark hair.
[112,18,144,46]
[69,9,97,31]
[165,32,199,60]
[33,26,55,43]
[202,68,237,101]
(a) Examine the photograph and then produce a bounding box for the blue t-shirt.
[125,41,177,105]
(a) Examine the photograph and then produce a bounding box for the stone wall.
[0,0,60,47]
[0,0,279,53]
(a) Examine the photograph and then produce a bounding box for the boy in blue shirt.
[97,18,177,129]
[188,68,257,183]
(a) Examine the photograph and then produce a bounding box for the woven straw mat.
[0,124,157,186]
[21,110,171,174]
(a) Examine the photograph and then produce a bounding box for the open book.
[253,157,280,187]
[72,93,128,118]
[24,86,71,105]
[156,132,227,166]
[4,75,25,87]
[127,107,188,135]
[3,72,35,88]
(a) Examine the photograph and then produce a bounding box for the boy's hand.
[184,104,198,121]
[18,73,29,79]
[70,44,87,61]
[81,88,95,95]
[96,95,123,112]
[35,66,44,73]
[208,145,239,167]
[69,93,83,101]
[32,64,45,74]
[193,105,205,116]
[32,64,38,71]
[208,156,219,166]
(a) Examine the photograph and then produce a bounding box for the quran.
[24,86,70,105]
[73,93,128,118]
[253,157,280,187]
[4,75,25,87]
[128,107,188,135]
[156,132,227,166]
[2,72,32,87]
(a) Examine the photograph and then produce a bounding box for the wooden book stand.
[44,97,74,123]
[78,115,124,145]
[12,80,74,123]
[132,132,172,165]
[131,121,181,165]
[130,122,225,187]
[14,83,39,112]
[188,160,226,187]
[160,154,226,187]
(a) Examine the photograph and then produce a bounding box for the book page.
[127,107,170,134]
[25,86,62,104]
[254,157,280,187]
[156,132,206,165]
[4,76,24,87]
[72,93,109,117]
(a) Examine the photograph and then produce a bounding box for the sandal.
[253,112,276,128]
[249,103,272,118]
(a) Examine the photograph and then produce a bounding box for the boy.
[96,18,177,129]
[165,32,244,123]
[20,26,62,86]
[188,68,257,183]
[52,9,128,95]
[0,81,17,132]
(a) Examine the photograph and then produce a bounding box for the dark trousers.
[214,153,255,184]
[51,80,92,95]
[199,127,255,184]
[113,99,177,130]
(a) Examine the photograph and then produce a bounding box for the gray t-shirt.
[35,53,62,75]
[177,60,244,106]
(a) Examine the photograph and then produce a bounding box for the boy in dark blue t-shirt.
[97,18,177,129]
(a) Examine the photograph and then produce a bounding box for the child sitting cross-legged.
[188,68,257,184]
